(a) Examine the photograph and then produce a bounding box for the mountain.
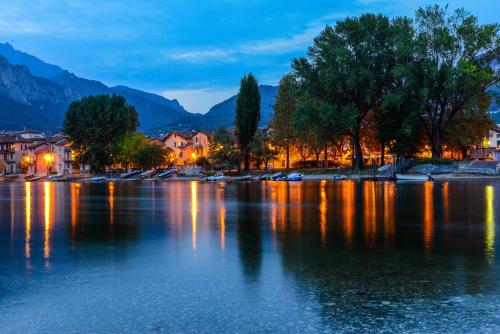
[0,43,64,79]
[0,43,191,132]
[167,85,279,130]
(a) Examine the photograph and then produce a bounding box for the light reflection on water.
[0,180,499,333]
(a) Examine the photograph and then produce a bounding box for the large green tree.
[235,73,261,171]
[208,126,241,171]
[269,74,298,169]
[132,144,169,169]
[63,94,139,172]
[293,14,396,171]
[250,129,278,171]
[411,5,499,158]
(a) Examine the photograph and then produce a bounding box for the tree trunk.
[461,147,468,160]
[431,127,443,158]
[286,145,290,170]
[353,127,364,172]
[323,145,328,168]
[380,142,385,167]
[244,149,250,171]
[315,149,320,168]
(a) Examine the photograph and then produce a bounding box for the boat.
[139,169,156,178]
[158,169,176,179]
[120,170,142,179]
[206,172,228,182]
[285,172,303,181]
[258,174,271,181]
[269,172,284,180]
[26,175,45,181]
[89,176,107,182]
[235,175,252,181]
[332,175,348,181]
[396,173,432,181]
[47,173,64,181]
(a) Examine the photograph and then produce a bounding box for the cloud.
[165,11,353,63]
[161,87,238,114]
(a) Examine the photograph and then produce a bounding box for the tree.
[208,126,241,171]
[63,94,139,172]
[112,132,149,169]
[235,73,261,171]
[411,5,499,158]
[250,129,278,171]
[269,74,298,169]
[293,14,396,171]
[132,144,169,169]
[445,100,494,158]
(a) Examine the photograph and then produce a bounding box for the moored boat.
[396,173,433,181]
[332,175,348,181]
[206,172,228,182]
[235,175,252,181]
[285,172,303,181]
[89,176,107,182]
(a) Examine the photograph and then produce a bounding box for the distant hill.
[0,43,64,79]
[166,85,279,130]
[0,43,192,132]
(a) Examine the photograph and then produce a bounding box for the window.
[174,142,176,147]
[195,137,198,143]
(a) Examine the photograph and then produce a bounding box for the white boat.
[235,175,252,181]
[206,173,228,182]
[286,172,303,181]
[89,176,107,182]
[47,173,64,180]
[120,170,141,179]
[332,175,348,181]
[269,172,284,180]
[396,173,432,181]
[158,169,176,179]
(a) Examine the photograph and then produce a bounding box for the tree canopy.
[63,94,139,172]
[235,73,261,171]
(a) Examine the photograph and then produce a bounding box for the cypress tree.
[235,73,261,171]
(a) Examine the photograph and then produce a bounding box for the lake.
[0,180,498,333]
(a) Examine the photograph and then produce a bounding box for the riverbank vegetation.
[211,4,499,172]
[64,94,171,172]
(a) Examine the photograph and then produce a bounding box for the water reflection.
[190,181,198,250]
[423,181,434,253]
[0,181,498,333]
[43,181,52,266]
[24,182,31,264]
[485,185,495,264]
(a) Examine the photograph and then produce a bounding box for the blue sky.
[0,0,498,113]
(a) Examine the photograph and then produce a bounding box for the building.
[163,130,211,166]
[470,125,500,160]
[0,133,39,174]
[27,136,82,175]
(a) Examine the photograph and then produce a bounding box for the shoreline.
[2,173,500,183]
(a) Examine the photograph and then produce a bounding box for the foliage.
[250,129,278,170]
[63,94,139,172]
[292,13,397,171]
[445,106,494,157]
[208,126,241,171]
[269,74,298,169]
[417,157,453,165]
[132,143,169,169]
[195,155,209,170]
[410,5,499,157]
[235,73,261,171]
[112,132,149,168]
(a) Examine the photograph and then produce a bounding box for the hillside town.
[2,123,500,179]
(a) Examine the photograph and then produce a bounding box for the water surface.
[0,180,499,333]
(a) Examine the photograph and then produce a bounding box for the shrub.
[418,157,452,165]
